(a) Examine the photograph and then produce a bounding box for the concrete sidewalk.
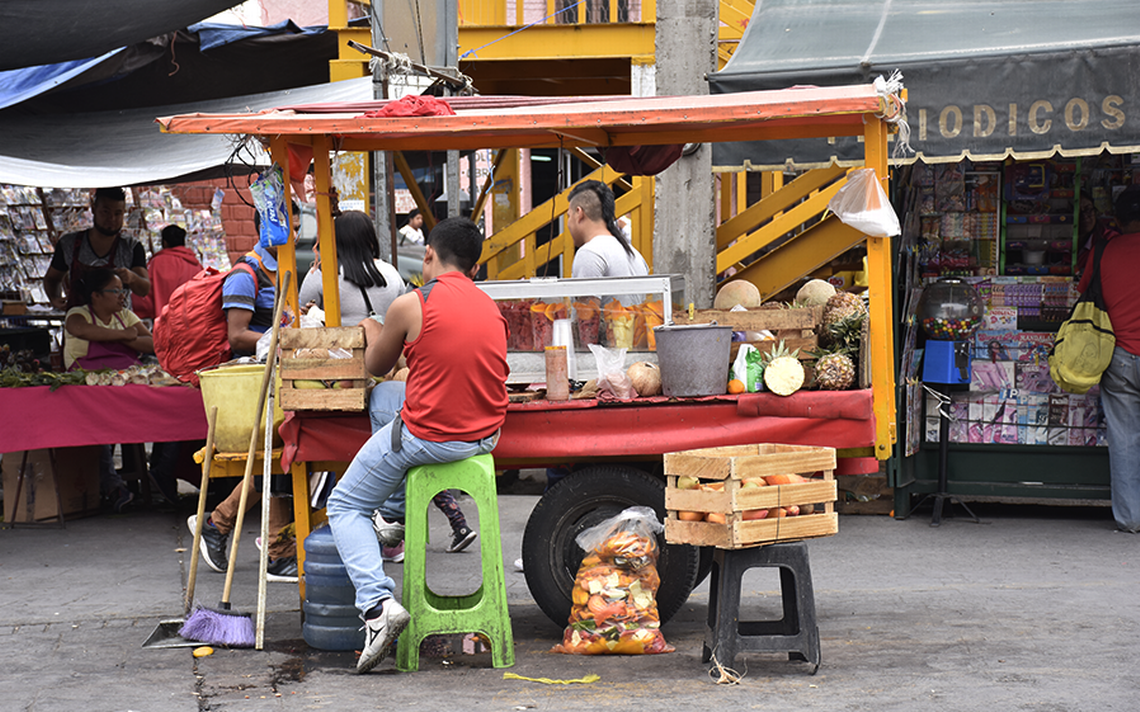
[1,494,1136,711]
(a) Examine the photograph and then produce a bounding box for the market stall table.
[0,384,208,453]
[276,389,878,599]
[0,384,209,526]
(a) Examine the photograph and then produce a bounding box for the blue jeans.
[1100,347,1140,532]
[326,382,499,614]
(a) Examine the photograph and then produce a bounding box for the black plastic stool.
[702,541,821,673]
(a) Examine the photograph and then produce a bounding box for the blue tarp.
[0,51,124,112]
[188,20,325,51]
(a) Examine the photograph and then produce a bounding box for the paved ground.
[1,481,1137,712]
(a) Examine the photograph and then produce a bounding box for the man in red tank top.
[326,217,508,673]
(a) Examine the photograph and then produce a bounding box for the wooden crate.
[278,326,369,411]
[676,305,822,333]
[663,443,837,549]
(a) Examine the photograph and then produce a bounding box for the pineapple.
[762,339,805,396]
[815,352,856,390]
[821,291,867,332]
[813,299,865,390]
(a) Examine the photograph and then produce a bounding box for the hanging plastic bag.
[588,343,635,400]
[731,343,766,392]
[553,506,674,655]
[250,164,291,247]
[827,168,901,238]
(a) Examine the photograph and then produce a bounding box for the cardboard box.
[3,447,101,522]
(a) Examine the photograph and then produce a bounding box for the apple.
[676,476,700,490]
[786,504,801,516]
[742,508,769,521]
[741,478,767,489]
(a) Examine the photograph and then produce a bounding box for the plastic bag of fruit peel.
[827,168,900,238]
[552,506,674,655]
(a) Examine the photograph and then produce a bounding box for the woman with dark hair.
[299,210,405,325]
[63,266,154,512]
[63,267,152,370]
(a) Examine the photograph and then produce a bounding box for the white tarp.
[0,77,373,188]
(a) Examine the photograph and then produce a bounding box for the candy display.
[553,507,673,655]
[917,277,984,341]
[921,316,982,341]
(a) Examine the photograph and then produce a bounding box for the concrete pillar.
[653,0,718,308]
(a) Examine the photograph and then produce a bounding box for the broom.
[180,272,290,647]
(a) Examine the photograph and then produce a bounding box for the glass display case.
[476,274,686,383]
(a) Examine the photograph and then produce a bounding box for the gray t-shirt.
[298,259,405,326]
[571,233,649,307]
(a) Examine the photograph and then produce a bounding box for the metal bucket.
[652,322,733,397]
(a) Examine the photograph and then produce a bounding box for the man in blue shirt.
[188,212,297,583]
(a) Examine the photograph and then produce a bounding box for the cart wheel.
[521,464,700,628]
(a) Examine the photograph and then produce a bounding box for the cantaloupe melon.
[714,280,762,309]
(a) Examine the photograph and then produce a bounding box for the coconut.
[714,280,762,309]
[795,279,836,306]
[627,361,662,397]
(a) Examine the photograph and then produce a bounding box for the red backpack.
[153,262,258,387]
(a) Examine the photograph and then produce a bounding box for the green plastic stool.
[395,453,515,671]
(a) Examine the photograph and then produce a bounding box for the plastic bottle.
[301,525,363,651]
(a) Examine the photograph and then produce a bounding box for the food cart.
[158,82,903,625]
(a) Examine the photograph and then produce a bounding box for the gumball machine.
[918,278,983,384]
[912,277,984,527]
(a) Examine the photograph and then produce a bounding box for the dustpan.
[143,406,219,650]
[141,619,204,649]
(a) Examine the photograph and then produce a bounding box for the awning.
[0,77,373,188]
[0,0,242,71]
[156,84,900,153]
[710,0,1140,169]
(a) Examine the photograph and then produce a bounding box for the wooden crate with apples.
[663,443,837,549]
[278,326,369,412]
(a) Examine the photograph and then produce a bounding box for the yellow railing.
[715,166,865,299]
[460,0,655,26]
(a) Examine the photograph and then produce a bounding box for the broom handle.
[255,368,275,649]
[185,406,219,614]
[221,270,291,606]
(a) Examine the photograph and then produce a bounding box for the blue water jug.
[302,525,363,651]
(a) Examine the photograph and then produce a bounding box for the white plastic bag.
[588,343,635,400]
[828,168,901,238]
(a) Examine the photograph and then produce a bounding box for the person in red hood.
[133,225,203,320]
[135,225,203,506]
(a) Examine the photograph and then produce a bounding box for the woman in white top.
[299,211,405,326]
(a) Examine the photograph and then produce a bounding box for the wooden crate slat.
[732,512,838,543]
[677,306,822,332]
[281,359,368,380]
[727,451,837,478]
[280,387,367,411]
[279,326,365,349]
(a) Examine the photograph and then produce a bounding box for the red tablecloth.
[0,385,208,453]
[280,390,878,472]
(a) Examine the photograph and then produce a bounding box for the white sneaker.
[357,598,410,674]
[381,542,405,563]
[371,512,405,547]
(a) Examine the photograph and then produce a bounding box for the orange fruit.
[727,379,746,394]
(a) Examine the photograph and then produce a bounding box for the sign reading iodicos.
[917,95,1126,141]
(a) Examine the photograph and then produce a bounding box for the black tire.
[521,465,700,628]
